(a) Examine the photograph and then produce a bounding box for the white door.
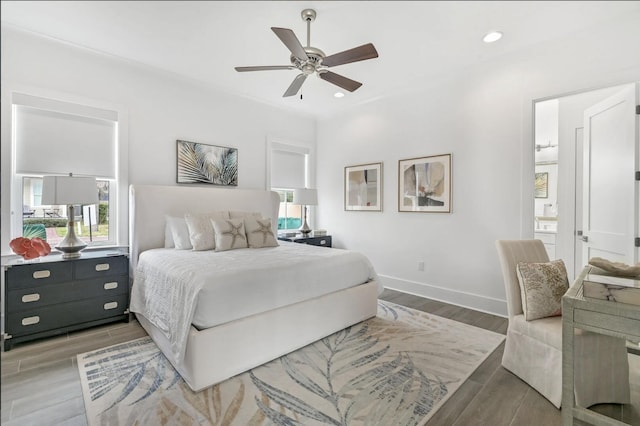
[581,84,638,266]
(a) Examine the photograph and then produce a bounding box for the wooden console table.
[562,266,640,425]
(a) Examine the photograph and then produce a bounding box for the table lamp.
[293,188,317,236]
[42,174,98,259]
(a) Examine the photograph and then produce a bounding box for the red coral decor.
[9,237,52,260]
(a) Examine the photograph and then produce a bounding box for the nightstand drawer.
[297,236,332,247]
[5,262,73,289]
[6,293,129,337]
[75,256,128,279]
[6,275,129,313]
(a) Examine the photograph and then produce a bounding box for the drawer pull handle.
[96,263,110,272]
[21,316,40,326]
[22,293,41,303]
[320,240,326,245]
[104,282,118,290]
[32,270,51,279]
[104,302,118,310]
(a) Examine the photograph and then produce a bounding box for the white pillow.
[184,211,229,251]
[165,215,192,250]
[212,218,248,252]
[244,216,279,248]
[229,211,262,219]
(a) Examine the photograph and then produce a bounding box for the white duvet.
[129,241,379,362]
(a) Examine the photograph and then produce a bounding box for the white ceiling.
[2,1,638,118]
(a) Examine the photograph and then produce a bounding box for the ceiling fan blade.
[319,71,362,92]
[271,27,309,60]
[322,43,378,67]
[235,65,296,72]
[283,74,308,97]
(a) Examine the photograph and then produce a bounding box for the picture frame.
[398,153,452,213]
[535,172,548,198]
[177,140,238,186]
[344,162,383,211]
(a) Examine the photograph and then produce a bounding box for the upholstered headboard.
[129,184,280,271]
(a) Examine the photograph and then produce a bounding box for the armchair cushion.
[516,259,569,321]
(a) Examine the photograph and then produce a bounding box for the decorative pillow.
[516,259,569,321]
[165,215,192,250]
[184,211,229,251]
[244,216,279,248]
[212,218,248,252]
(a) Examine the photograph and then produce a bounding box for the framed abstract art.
[398,153,452,213]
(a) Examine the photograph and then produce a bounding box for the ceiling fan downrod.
[301,9,316,48]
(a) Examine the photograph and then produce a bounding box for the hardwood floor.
[1,289,637,425]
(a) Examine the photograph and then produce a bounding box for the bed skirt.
[136,280,379,392]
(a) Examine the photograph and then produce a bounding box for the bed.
[128,184,380,391]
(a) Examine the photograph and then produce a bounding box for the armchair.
[495,239,629,408]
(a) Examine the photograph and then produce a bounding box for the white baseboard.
[379,274,508,318]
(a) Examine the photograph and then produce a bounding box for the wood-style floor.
[1,289,638,425]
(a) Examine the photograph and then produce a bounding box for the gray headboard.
[129,184,280,271]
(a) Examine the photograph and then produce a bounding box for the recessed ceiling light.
[334,92,345,98]
[483,31,503,43]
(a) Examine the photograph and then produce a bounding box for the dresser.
[2,251,130,351]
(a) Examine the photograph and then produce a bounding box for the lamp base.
[299,205,312,235]
[55,206,88,259]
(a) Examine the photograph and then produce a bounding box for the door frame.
[529,82,638,281]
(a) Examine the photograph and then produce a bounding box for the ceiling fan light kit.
[235,9,378,98]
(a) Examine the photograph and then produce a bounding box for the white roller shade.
[15,105,117,179]
[271,150,306,189]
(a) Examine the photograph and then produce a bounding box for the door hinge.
[636,237,640,248]
[636,105,640,115]
[636,171,640,181]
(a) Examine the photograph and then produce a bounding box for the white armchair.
[495,239,630,408]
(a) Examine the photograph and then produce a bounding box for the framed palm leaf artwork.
[177,140,238,186]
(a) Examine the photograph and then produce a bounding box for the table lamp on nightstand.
[42,173,98,259]
[293,188,317,236]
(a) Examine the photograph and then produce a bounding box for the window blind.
[14,96,117,179]
[271,149,307,189]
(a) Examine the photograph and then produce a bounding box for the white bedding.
[129,241,379,362]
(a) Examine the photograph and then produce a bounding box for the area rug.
[77,301,504,425]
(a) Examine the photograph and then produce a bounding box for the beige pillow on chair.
[516,259,569,321]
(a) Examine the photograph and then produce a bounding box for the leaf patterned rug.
[77,301,504,425]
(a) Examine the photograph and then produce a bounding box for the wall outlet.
[417,261,425,271]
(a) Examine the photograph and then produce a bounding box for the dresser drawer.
[5,262,73,290]
[6,275,128,313]
[75,256,128,279]
[6,293,129,338]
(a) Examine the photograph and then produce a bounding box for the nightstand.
[2,250,130,351]
[278,234,332,248]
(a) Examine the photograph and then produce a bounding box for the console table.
[562,266,640,425]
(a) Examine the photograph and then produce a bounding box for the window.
[21,177,111,245]
[274,189,302,230]
[268,141,313,233]
[10,93,123,248]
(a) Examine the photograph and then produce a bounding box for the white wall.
[316,12,640,316]
[0,27,316,254]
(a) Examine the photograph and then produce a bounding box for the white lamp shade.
[293,188,318,206]
[42,175,98,205]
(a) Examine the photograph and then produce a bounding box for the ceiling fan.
[235,8,379,97]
